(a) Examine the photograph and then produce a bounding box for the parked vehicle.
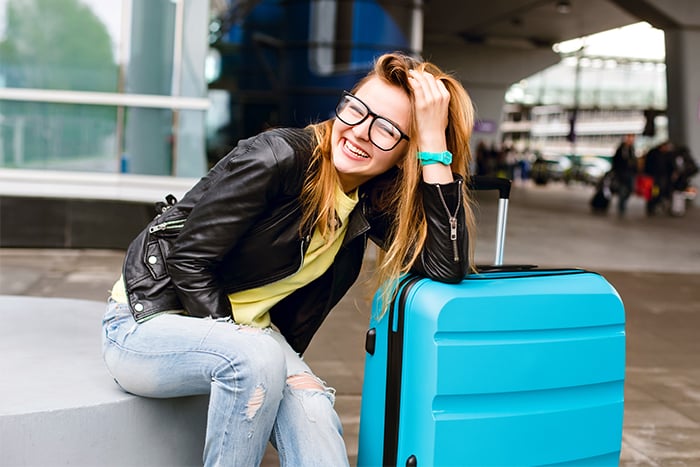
[565,156,612,185]
[531,155,572,185]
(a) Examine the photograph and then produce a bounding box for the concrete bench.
[0,168,197,249]
[0,296,208,466]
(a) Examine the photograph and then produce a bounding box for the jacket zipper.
[436,180,461,262]
[149,218,186,234]
[296,235,310,273]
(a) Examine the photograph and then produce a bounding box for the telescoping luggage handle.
[468,176,511,266]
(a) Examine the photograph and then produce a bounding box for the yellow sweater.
[228,186,357,327]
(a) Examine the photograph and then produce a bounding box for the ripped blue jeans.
[101,299,348,467]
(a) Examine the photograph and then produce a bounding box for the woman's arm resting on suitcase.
[411,178,469,283]
[406,69,469,282]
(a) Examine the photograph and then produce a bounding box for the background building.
[0,0,421,178]
[500,22,667,160]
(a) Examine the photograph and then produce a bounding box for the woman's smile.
[342,138,370,160]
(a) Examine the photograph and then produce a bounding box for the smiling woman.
[101,51,478,467]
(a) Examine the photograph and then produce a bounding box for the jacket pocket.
[144,240,168,280]
[142,214,186,280]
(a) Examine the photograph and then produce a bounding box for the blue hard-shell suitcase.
[357,177,626,467]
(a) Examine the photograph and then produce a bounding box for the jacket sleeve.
[410,176,470,283]
[165,134,285,319]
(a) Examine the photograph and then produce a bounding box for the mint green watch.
[417,150,453,166]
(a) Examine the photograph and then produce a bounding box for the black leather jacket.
[122,127,469,353]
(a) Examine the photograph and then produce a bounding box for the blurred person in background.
[671,145,698,193]
[610,134,637,217]
[643,140,675,216]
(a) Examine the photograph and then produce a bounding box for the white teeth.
[345,140,369,158]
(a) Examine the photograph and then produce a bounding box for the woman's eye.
[348,103,365,116]
[376,119,399,137]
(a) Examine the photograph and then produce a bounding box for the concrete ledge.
[0,168,197,203]
[0,196,155,249]
[0,169,199,249]
[0,296,208,467]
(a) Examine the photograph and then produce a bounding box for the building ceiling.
[212,0,650,51]
[423,0,641,49]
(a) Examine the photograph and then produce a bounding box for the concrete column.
[664,27,700,159]
[611,0,700,161]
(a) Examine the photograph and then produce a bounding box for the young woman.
[102,52,477,466]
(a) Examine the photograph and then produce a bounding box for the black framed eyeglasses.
[335,91,409,151]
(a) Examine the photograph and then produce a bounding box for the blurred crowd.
[595,135,698,217]
[473,136,698,218]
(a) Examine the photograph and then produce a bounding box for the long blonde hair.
[302,52,477,309]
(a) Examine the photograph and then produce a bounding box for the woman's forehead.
[355,78,411,125]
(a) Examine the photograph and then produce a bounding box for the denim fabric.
[102,300,348,467]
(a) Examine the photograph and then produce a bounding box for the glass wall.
[0,0,209,177]
[0,101,118,171]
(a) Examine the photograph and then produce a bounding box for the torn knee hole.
[245,384,266,419]
[287,373,326,392]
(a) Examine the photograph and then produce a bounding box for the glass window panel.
[0,0,125,93]
[0,100,118,172]
[174,108,207,176]
[123,105,174,176]
[127,0,176,96]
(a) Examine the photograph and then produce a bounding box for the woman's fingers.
[409,69,449,106]
[409,69,450,145]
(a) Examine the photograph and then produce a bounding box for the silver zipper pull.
[149,219,185,233]
[149,223,167,233]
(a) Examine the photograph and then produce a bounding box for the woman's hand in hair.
[408,69,453,184]
[408,69,450,153]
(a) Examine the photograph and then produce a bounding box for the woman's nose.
[352,118,372,141]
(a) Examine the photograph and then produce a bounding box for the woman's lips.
[343,139,370,159]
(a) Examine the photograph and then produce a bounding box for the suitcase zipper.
[436,181,461,262]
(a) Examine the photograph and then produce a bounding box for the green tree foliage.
[1,0,117,91]
[0,0,119,168]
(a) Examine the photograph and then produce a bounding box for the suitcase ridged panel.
[358,270,626,467]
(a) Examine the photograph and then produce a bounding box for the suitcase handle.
[468,176,511,266]
[468,176,511,199]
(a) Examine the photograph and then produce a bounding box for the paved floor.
[1,181,699,466]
